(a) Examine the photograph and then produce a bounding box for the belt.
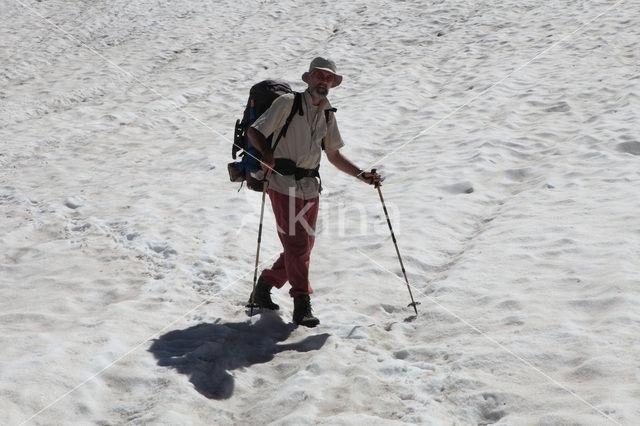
[274,158,320,181]
[274,158,322,192]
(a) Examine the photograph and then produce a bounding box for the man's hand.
[357,170,383,186]
[247,127,275,176]
[261,151,275,175]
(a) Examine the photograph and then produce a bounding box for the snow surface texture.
[1,0,639,424]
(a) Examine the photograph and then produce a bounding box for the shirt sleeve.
[323,111,344,153]
[250,93,293,147]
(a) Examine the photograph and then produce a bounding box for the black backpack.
[228,80,336,191]
[228,80,303,191]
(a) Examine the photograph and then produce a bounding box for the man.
[247,57,382,327]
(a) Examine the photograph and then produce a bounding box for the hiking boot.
[293,295,320,328]
[248,276,280,310]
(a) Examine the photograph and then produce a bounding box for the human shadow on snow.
[149,312,329,399]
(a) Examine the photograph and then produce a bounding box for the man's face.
[309,68,335,99]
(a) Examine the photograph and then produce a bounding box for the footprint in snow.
[439,182,474,194]
[617,141,640,156]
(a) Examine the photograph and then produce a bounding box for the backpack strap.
[271,92,303,153]
[321,107,337,151]
[324,107,337,123]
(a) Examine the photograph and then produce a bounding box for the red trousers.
[261,189,319,297]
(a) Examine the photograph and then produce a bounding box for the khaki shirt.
[251,90,344,199]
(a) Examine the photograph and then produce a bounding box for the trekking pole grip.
[371,168,380,188]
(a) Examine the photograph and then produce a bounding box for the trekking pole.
[249,177,269,316]
[371,169,418,315]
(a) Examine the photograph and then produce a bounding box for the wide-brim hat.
[301,57,342,88]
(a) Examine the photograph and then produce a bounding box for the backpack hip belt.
[274,158,320,181]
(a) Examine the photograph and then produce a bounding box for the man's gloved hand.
[357,169,383,186]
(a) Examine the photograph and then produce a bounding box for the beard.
[309,83,329,100]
